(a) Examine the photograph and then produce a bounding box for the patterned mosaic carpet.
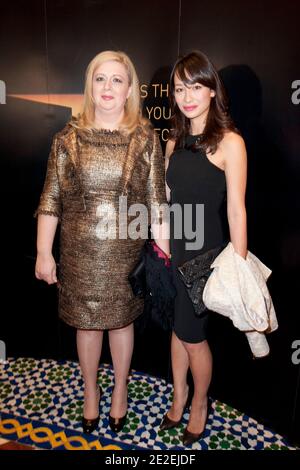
[0,358,295,450]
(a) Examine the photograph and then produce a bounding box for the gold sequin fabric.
[35,123,166,329]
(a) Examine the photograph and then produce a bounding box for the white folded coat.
[203,242,278,358]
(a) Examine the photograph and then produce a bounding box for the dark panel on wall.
[45,0,179,91]
[0,2,62,359]
[0,1,46,93]
[0,99,70,358]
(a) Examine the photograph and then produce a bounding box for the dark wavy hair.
[170,50,238,154]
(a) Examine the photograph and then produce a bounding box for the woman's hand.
[35,253,57,285]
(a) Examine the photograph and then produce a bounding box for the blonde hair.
[73,50,146,134]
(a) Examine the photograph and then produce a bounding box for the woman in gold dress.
[35,50,168,434]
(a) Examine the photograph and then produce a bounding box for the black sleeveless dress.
[166,135,229,343]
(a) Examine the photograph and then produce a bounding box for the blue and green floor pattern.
[0,358,295,450]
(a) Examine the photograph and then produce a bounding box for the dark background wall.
[0,0,299,445]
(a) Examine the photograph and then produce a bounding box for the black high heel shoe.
[182,398,213,446]
[159,386,192,431]
[82,385,102,434]
[109,386,128,433]
[109,412,128,433]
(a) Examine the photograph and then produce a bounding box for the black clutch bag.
[177,244,225,316]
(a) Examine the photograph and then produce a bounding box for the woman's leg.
[77,329,104,419]
[183,339,212,433]
[167,332,190,421]
[108,322,134,418]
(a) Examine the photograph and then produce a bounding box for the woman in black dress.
[161,51,248,445]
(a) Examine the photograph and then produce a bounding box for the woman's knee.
[77,328,103,340]
[109,322,133,336]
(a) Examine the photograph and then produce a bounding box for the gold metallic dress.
[35,123,166,329]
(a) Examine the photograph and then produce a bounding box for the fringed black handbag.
[129,240,176,331]
[128,253,146,298]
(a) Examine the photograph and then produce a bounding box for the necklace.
[185,133,205,152]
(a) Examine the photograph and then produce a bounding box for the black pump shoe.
[109,412,127,433]
[81,385,102,434]
[159,387,192,431]
[159,413,182,431]
[182,398,212,446]
[82,415,100,434]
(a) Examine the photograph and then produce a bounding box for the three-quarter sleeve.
[146,130,167,208]
[146,129,168,228]
[34,136,62,219]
